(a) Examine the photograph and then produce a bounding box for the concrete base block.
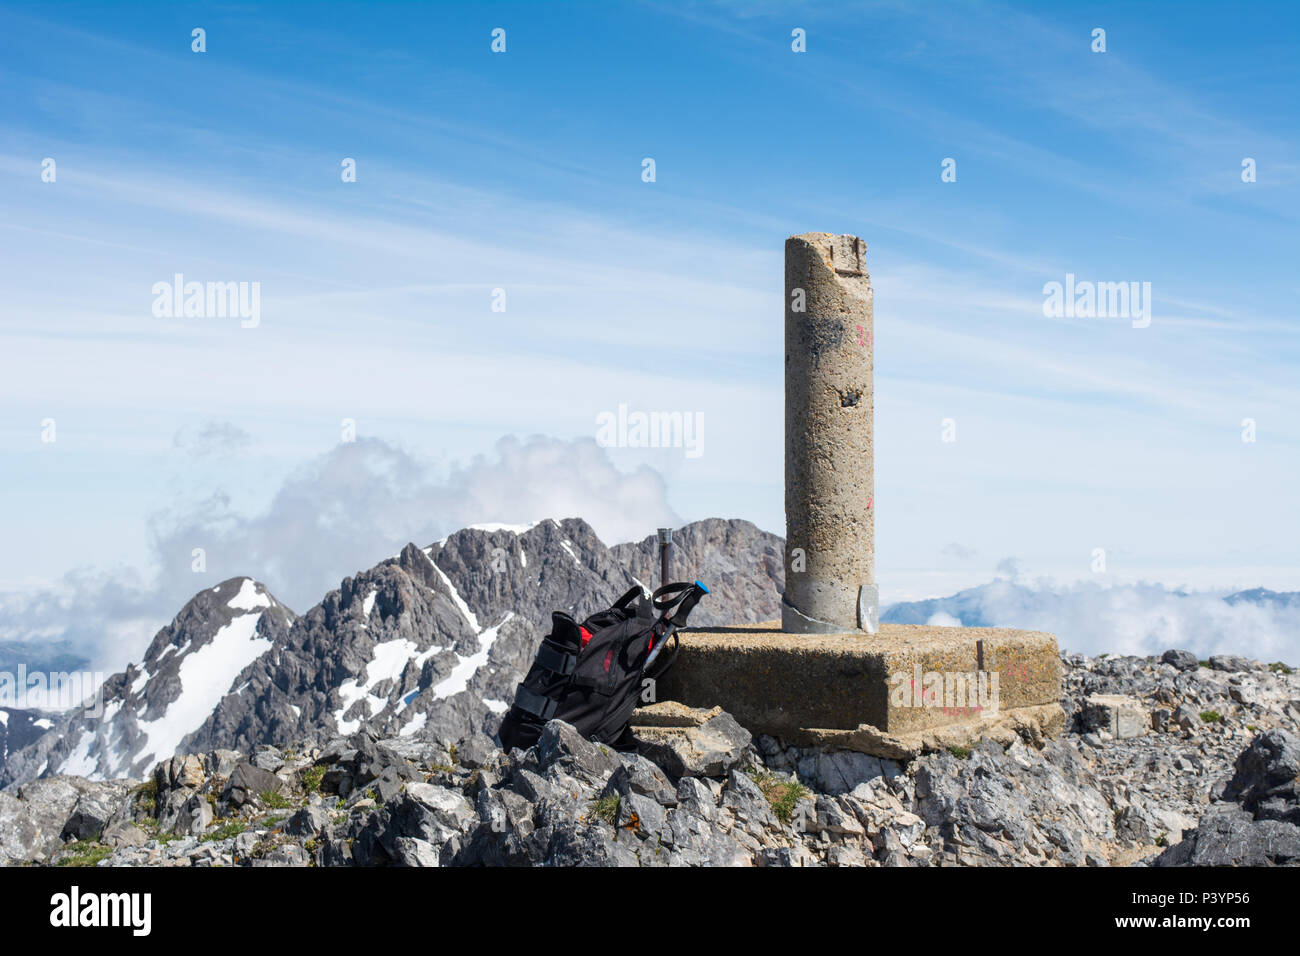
[1082,694,1148,739]
[651,621,1064,758]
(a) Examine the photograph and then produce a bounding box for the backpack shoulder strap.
[612,585,646,611]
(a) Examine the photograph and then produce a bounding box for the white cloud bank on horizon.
[889,577,1300,665]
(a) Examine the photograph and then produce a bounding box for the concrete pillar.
[782,233,877,634]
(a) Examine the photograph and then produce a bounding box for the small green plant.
[588,794,620,826]
[1200,710,1222,723]
[752,770,812,825]
[203,820,247,843]
[1198,660,1211,668]
[301,765,326,793]
[448,743,458,764]
[260,789,291,809]
[1268,661,1293,675]
[57,840,112,867]
[131,778,160,815]
[947,745,972,760]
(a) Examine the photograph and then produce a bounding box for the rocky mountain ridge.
[0,518,783,788]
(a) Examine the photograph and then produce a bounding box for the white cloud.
[0,434,678,677]
[885,579,1300,664]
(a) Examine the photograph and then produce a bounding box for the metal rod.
[657,527,673,590]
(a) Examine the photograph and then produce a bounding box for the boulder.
[284,805,332,838]
[101,820,149,848]
[602,754,677,807]
[250,746,285,772]
[797,750,887,795]
[61,792,118,841]
[1223,729,1300,824]
[174,792,214,837]
[223,761,284,807]
[1172,703,1203,733]
[0,791,46,863]
[454,732,497,770]
[1160,649,1199,672]
[392,836,441,867]
[535,721,619,784]
[633,708,751,779]
[545,823,640,867]
[1153,806,1300,866]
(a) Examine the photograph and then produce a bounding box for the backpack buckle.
[513,686,559,720]
[535,643,577,676]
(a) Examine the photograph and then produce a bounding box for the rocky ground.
[1,648,1297,867]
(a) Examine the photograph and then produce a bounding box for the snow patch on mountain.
[468,521,541,535]
[334,638,422,735]
[433,613,511,701]
[228,578,273,612]
[135,608,273,766]
[399,711,427,736]
[428,559,479,631]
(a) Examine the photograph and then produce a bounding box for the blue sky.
[1,1,1298,665]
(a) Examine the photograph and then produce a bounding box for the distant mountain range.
[0,518,783,787]
[1222,588,1300,609]
[0,638,89,676]
[882,580,1300,627]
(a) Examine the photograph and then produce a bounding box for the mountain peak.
[0,519,783,788]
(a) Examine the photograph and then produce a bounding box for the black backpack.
[498,581,707,753]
